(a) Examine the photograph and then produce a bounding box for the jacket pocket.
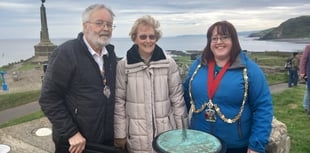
[156,117,169,135]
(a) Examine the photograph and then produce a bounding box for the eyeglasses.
[138,34,156,40]
[87,20,116,30]
[210,35,231,43]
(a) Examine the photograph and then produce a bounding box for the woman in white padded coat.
[113,15,188,153]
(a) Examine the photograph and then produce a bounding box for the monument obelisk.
[34,0,57,59]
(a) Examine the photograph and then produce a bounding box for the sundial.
[153,129,223,153]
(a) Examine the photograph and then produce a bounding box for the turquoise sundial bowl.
[153,129,223,153]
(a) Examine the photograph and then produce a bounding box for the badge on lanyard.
[205,100,216,122]
[102,78,110,98]
[101,56,110,98]
[103,85,111,98]
[205,109,216,122]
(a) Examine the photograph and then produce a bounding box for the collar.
[126,44,166,64]
[83,35,108,57]
[201,51,246,70]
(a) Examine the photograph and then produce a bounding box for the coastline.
[1,36,309,67]
[265,38,310,44]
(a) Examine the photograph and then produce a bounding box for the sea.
[0,35,308,67]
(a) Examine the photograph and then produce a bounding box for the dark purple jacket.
[300,45,310,88]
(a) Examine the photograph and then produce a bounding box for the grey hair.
[82,4,115,23]
[129,15,162,42]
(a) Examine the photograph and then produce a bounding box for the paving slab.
[0,117,54,153]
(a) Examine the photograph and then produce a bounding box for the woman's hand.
[247,148,259,153]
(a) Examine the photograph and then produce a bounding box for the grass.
[272,85,310,153]
[0,90,41,111]
[248,51,292,66]
[0,111,44,129]
[0,64,14,72]
[17,63,42,71]
[266,72,288,85]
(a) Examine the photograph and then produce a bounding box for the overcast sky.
[0,0,309,39]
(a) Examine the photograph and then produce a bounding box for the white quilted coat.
[114,56,188,153]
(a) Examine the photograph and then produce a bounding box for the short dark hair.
[201,21,242,64]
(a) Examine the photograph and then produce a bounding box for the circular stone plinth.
[35,127,52,136]
[0,144,10,153]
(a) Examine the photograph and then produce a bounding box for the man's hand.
[300,73,306,78]
[68,132,86,153]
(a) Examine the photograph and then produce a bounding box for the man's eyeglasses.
[138,34,156,40]
[87,20,116,30]
[210,35,231,43]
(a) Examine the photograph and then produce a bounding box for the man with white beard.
[39,4,118,153]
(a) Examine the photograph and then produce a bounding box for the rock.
[12,71,20,81]
[266,117,291,153]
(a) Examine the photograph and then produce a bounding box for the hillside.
[249,15,310,40]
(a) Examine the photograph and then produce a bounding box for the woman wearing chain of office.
[183,21,273,153]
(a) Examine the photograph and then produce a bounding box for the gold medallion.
[205,109,216,122]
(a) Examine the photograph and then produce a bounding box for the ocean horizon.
[0,35,308,67]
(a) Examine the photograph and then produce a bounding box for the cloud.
[0,0,309,38]
[0,2,33,9]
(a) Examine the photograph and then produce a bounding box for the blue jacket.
[183,51,273,153]
[307,55,310,88]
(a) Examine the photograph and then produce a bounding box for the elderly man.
[39,4,117,153]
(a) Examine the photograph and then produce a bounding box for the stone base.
[29,56,49,64]
[34,42,57,57]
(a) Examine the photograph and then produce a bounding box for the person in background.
[183,21,273,153]
[39,4,117,153]
[299,45,310,116]
[288,52,299,87]
[114,15,188,153]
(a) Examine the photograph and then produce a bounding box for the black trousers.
[225,147,248,153]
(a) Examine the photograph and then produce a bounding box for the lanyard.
[189,60,248,123]
[207,60,230,100]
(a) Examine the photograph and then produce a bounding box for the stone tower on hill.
[34,0,57,59]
